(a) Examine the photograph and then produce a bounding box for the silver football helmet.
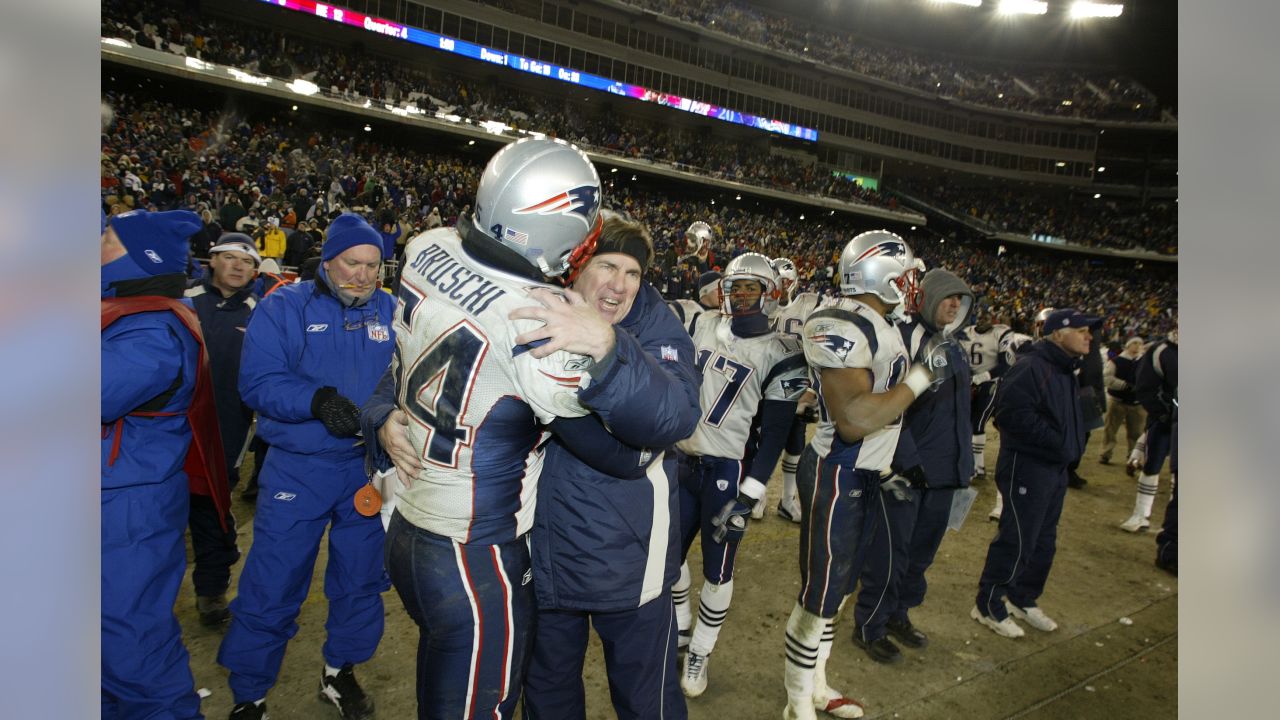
[772,257,798,302]
[837,230,925,313]
[1034,307,1056,335]
[474,138,603,280]
[685,221,714,255]
[720,252,781,318]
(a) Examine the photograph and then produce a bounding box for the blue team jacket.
[102,307,199,491]
[531,283,702,611]
[992,339,1085,469]
[894,322,974,487]
[239,267,396,459]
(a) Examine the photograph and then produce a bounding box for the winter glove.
[900,465,929,489]
[311,386,361,438]
[711,477,766,544]
[916,334,957,390]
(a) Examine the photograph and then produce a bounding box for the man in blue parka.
[101,208,208,720]
[218,213,395,720]
[522,217,701,720]
[852,269,974,664]
[972,308,1097,639]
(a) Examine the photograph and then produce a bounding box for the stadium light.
[997,0,1047,15]
[1097,166,1106,172]
[933,0,982,7]
[1070,2,1124,19]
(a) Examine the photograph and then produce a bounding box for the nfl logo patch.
[367,324,390,343]
[660,345,679,362]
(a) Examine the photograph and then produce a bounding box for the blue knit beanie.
[323,212,385,261]
[108,209,201,275]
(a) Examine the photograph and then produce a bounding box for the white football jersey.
[391,229,592,544]
[958,323,1012,376]
[676,312,810,460]
[1001,331,1035,367]
[803,298,911,472]
[667,298,709,334]
[771,292,822,341]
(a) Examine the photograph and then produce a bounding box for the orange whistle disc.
[354,482,382,517]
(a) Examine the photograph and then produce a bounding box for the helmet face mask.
[719,252,780,318]
[837,230,924,314]
[472,138,602,281]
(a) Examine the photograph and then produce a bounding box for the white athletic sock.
[689,579,733,656]
[784,604,824,708]
[814,620,836,696]
[1135,473,1159,518]
[324,664,341,677]
[781,451,801,504]
[673,561,692,637]
[972,434,987,475]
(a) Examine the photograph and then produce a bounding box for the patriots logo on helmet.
[853,240,908,264]
[513,185,600,227]
[810,332,856,360]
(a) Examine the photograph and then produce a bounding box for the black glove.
[900,465,929,489]
[880,474,915,503]
[800,405,820,424]
[711,492,757,544]
[311,386,361,438]
[916,333,956,389]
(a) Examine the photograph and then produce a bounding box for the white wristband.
[739,476,767,501]
[903,365,933,398]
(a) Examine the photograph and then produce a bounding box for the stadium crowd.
[606,0,1166,121]
[100,0,895,211]
[100,88,1176,340]
[892,176,1178,255]
[101,0,1176,254]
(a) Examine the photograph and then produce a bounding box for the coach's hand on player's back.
[378,408,422,488]
[509,286,616,362]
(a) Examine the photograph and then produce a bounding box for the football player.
[769,256,824,522]
[956,313,1014,481]
[361,139,668,719]
[782,230,952,720]
[672,253,810,698]
[668,269,722,329]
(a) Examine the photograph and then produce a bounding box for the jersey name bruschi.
[676,311,810,460]
[392,228,592,544]
[803,298,910,472]
[958,323,1012,376]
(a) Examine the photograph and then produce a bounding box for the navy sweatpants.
[893,486,959,623]
[852,483,917,641]
[523,589,686,720]
[975,451,1068,621]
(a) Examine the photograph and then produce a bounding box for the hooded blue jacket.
[239,265,395,458]
[530,282,701,611]
[992,339,1085,468]
[894,322,974,487]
